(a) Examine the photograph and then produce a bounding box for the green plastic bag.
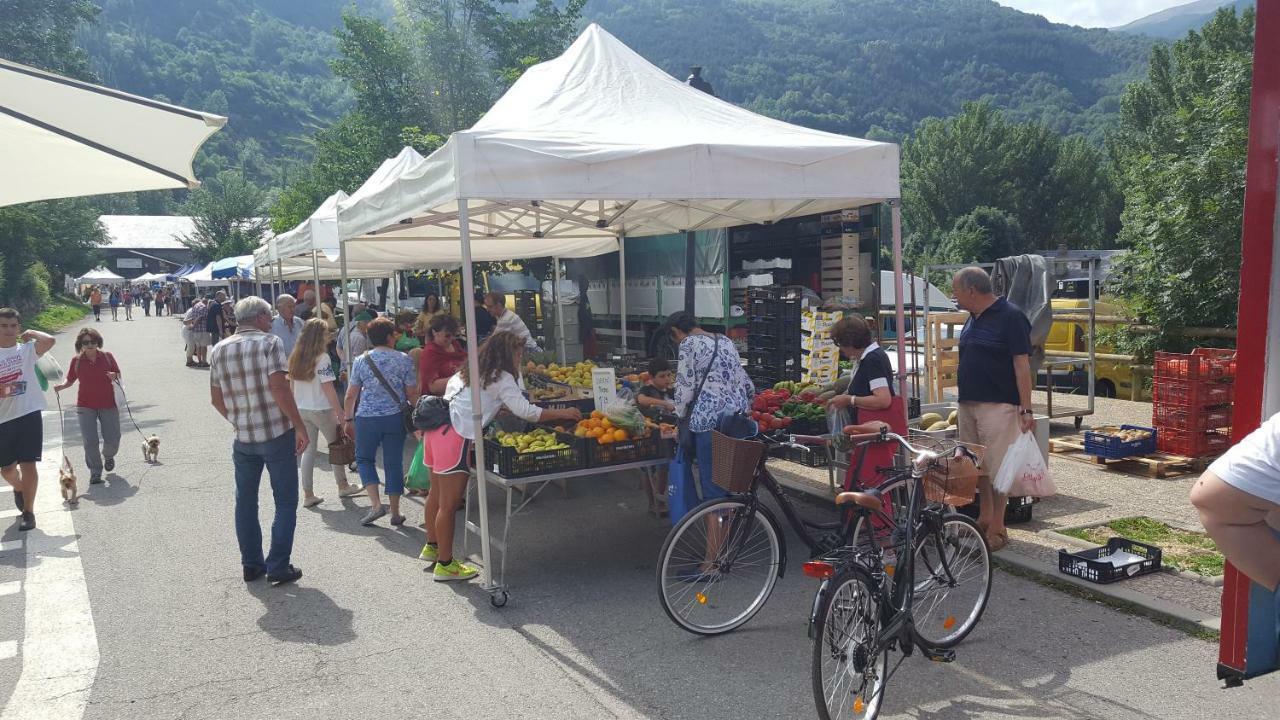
[406,441,431,491]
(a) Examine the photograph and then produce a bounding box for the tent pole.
[684,230,696,314]
[889,199,908,405]
[553,255,566,364]
[619,234,628,354]
[277,261,284,301]
[458,200,495,592]
[312,250,321,306]
[339,238,351,374]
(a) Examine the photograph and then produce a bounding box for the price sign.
[591,367,617,412]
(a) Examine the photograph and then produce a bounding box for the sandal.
[986,529,1009,552]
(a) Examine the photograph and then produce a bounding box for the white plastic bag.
[111,378,128,411]
[992,432,1054,497]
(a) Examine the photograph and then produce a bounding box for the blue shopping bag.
[666,446,701,525]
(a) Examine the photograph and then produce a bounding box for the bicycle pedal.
[923,648,956,663]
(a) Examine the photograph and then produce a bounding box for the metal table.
[461,459,670,607]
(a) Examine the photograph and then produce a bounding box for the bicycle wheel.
[847,476,913,565]
[910,513,991,649]
[656,497,783,636]
[812,565,888,720]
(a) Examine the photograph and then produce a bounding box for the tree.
[179,172,271,262]
[1107,7,1254,357]
[901,101,1121,266]
[0,0,99,79]
[0,200,105,312]
[937,207,1029,264]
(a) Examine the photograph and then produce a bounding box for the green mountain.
[66,0,1157,190]
[1113,0,1253,39]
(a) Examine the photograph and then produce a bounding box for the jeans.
[298,408,347,493]
[354,413,406,496]
[232,429,299,576]
[76,407,120,477]
[689,429,726,502]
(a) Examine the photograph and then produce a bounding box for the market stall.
[75,267,127,286]
[333,23,903,606]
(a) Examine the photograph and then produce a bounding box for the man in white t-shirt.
[1191,411,1280,592]
[483,292,540,351]
[0,307,56,531]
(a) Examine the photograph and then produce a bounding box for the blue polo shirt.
[958,297,1031,406]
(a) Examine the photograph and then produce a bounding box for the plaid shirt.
[184,301,208,327]
[209,329,292,444]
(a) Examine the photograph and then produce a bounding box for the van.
[1042,298,1136,398]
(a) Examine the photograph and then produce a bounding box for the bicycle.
[806,429,991,720]
[655,430,861,636]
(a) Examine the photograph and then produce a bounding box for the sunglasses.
[81,340,99,347]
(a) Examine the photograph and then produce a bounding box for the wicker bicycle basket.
[922,442,985,506]
[711,431,766,493]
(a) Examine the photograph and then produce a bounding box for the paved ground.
[2,312,1277,719]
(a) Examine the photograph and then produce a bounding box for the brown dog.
[142,435,160,463]
[60,463,78,504]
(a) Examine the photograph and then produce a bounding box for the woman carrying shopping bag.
[407,315,467,496]
[53,328,120,485]
[289,319,360,507]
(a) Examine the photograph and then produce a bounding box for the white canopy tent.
[334,23,904,601]
[133,272,169,283]
[76,267,127,284]
[0,58,225,207]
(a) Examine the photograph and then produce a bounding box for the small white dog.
[142,435,160,463]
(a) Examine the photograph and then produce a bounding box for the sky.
[995,0,1194,28]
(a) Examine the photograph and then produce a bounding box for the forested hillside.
[585,0,1154,142]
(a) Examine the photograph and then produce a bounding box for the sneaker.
[337,484,363,498]
[360,506,387,526]
[268,565,303,585]
[303,496,324,508]
[18,512,35,532]
[243,566,266,582]
[419,544,439,563]
[104,457,115,472]
[433,560,479,582]
[90,474,103,485]
[390,514,406,526]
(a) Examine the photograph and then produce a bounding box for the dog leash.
[54,390,75,478]
[112,377,150,443]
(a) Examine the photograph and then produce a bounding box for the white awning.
[0,59,225,207]
[75,267,127,283]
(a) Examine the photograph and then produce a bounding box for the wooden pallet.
[1048,434,1211,478]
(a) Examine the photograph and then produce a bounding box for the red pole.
[1219,0,1280,685]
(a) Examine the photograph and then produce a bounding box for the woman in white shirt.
[419,331,580,582]
[288,319,359,506]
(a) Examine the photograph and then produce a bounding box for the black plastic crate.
[553,425,664,468]
[956,494,1036,524]
[783,444,828,467]
[1058,537,1163,584]
[483,430,584,478]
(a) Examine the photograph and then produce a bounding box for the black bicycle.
[654,431,857,636]
[807,430,991,720]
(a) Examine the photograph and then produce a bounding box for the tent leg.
[458,201,495,593]
[339,239,351,374]
[553,255,566,365]
[619,234,628,354]
[889,200,908,405]
[684,230,696,314]
[312,251,321,306]
[277,261,284,302]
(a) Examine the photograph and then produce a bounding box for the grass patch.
[27,294,90,333]
[1061,516,1224,577]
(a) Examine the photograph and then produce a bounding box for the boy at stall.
[637,358,676,516]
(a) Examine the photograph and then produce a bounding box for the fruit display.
[574,410,640,445]
[527,360,596,387]
[751,384,832,432]
[915,410,959,432]
[493,428,571,454]
[1091,426,1153,442]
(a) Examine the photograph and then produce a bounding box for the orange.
[589,427,605,438]
[574,428,588,438]
[591,410,604,419]
[597,434,614,445]
[612,429,628,442]
[600,418,613,430]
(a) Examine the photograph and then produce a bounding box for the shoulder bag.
[677,335,722,451]
[363,351,416,433]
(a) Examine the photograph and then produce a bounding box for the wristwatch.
[1019,408,1034,416]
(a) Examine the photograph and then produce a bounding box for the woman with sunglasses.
[53,328,121,484]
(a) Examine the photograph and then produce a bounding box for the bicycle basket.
[711,431,766,493]
[923,443,985,506]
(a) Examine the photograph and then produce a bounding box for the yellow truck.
[1042,298,1138,399]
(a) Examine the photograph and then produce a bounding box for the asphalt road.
[1,311,1277,719]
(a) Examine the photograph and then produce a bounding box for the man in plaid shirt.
[210,297,310,585]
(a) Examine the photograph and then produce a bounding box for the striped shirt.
[209,329,292,444]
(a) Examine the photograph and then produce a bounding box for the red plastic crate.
[1155,427,1231,458]
[1151,404,1233,432]
[1154,349,1237,382]
[1152,378,1234,409]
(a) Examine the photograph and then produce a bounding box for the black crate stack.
[512,290,543,345]
[745,287,803,389]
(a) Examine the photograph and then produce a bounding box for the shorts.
[957,402,1021,484]
[191,331,212,348]
[0,411,43,467]
[421,424,472,475]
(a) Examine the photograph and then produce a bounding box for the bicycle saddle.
[834,488,883,512]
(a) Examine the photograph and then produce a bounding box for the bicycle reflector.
[802,561,835,579]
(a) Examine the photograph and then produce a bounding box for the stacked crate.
[819,208,876,304]
[1151,348,1236,458]
[745,287,802,388]
[512,290,543,345]
[801,309,844,386]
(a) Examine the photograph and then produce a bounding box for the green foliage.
[587,0,1153,143]
[1107,7,1253,357]
[901,102,1121,265]
[178,171,272,261]
[0,0,100,78]
[0,200,106,311]
[27,294,91,333]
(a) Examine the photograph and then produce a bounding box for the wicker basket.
[923,444,984,506]
[711,431,766,493]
